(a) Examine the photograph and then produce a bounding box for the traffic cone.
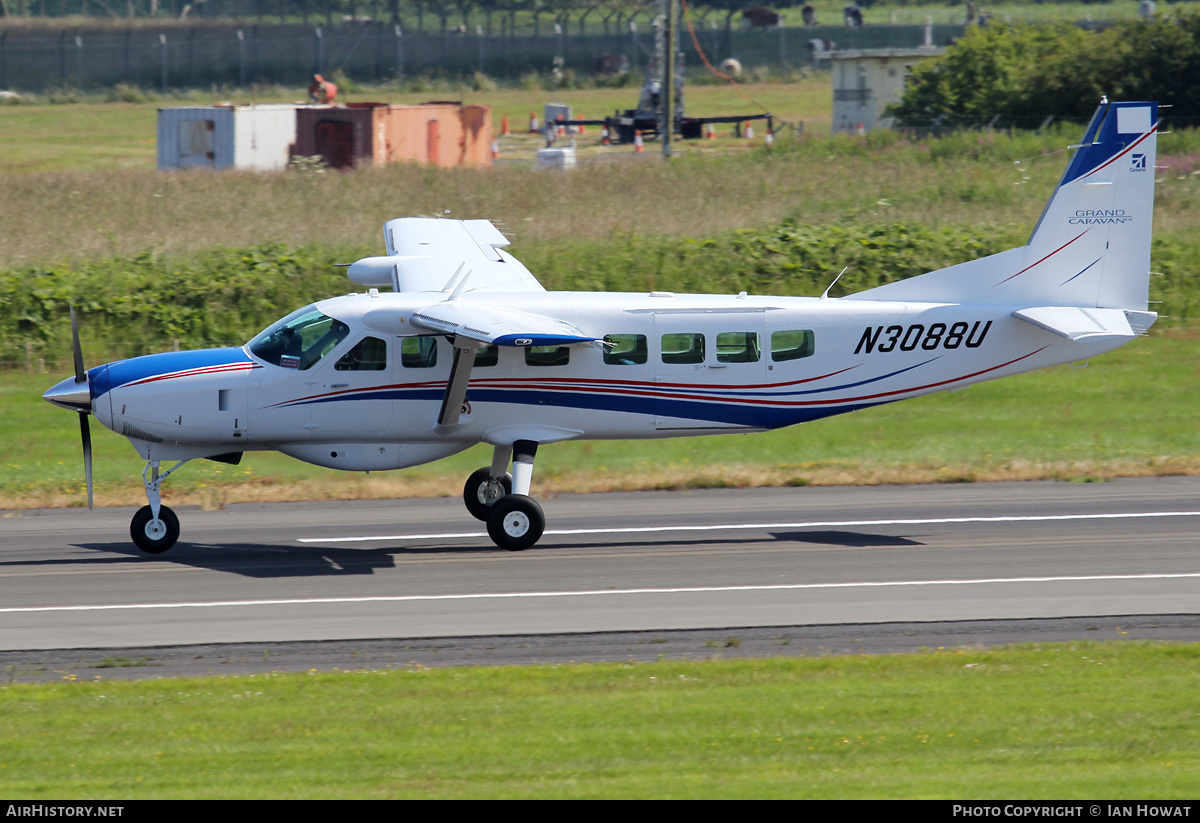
[492,138,500,159]
[634,131,644,153]
[501,114,510,136]
[765,130,774,148]
[705,123,715,139]
[746,124,755,140]
[529,112,539,133]
[601,126,611,145]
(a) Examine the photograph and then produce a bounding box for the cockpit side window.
[248,307,351,370]
[401,336,439,368]
[335,336,387,371]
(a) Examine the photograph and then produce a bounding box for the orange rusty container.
[294,102,492,171]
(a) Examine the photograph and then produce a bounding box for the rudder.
[1025,100,1158,310]
[847,100,1158,311]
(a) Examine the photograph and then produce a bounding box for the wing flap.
[410,302,600,346]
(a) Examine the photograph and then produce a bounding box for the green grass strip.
[2,642,1198,799]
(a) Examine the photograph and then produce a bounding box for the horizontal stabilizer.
[1012,306,1154,341]
[410,302,600,347]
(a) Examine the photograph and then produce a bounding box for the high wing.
[409,301,600,347]
[345,218,597,434]
[347,217,546,294]
[405,299,601,435]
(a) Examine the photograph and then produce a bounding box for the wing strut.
[433,338,480,434]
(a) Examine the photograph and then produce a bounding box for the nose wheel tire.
[464,468,513,521]
[486,495,545,551]
[130,505,180,554]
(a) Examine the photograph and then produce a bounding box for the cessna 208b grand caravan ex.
[45,100,1160,553]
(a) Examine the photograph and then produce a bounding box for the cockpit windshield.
[248,306,351,370]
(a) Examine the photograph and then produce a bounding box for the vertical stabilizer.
[1025,101,1157,310]
[846,101,1158,310]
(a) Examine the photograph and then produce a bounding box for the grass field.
[2,80,1198,507]
[2,642,1198,799]
[0,80,831,174]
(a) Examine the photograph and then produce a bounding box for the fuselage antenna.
[821,266,850,300]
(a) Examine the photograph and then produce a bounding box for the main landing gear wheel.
[464,468,513,521]
[130,505,180,554]
[486,495,545,551]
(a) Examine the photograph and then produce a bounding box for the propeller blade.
[79,412,93,510]
[70,305,86,385]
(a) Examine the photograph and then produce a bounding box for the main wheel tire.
[130,505,180,554]
[464,468,513,521]
[486,494,545,551]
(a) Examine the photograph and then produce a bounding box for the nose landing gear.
[130,459,189,554]
[131,504,180,554]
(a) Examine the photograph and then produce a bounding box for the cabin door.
[653,311,767,431]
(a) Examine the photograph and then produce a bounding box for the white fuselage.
[87,288,1127,472]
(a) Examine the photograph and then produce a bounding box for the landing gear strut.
[465,440,545,551]
[131,459,188,554]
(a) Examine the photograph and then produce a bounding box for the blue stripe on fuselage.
[90,347,252,400]
[285,384,879,429]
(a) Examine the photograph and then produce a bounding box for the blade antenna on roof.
[821,267,850,300]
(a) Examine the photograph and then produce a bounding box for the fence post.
[1,31,6,91]
[630,20,637,72]
[75,36,83,90]
[477,24,484,74]
[394,24,403,83]
[188,28,196,87]
[160,34,168,95]
[779,17,786,68]
[237,30,245,87]
[314,26,323,76]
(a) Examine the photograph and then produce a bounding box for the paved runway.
[3,476,1199,658]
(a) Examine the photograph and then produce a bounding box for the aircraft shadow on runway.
[770,530,924,548]
[57,528,924,578]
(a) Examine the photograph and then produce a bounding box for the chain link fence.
[0,22,964,91]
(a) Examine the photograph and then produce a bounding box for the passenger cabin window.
[401,336,439,368]
[248,307,350,371]
[525,345,570,367]
[661,333,705,365]
[717,332,760,363]
[335,336,387,371]
[603,334,647,365]
[474,345,499,367]
[771,329,816,361]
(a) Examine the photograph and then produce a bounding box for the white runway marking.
[297,510,1200,544]
[4,572,1200,614]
